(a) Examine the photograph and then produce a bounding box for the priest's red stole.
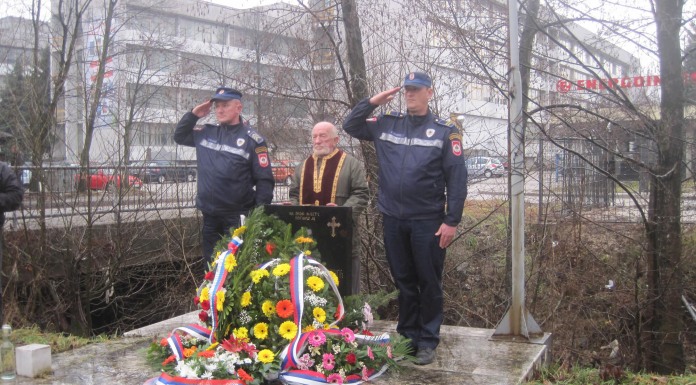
[299,149,346,205]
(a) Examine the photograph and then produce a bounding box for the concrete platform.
[13,312,550,384]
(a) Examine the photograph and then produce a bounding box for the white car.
[466,156,506,178]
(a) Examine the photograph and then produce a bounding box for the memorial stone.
[264,205,353,296]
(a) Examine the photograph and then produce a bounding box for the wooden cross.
[327,216,341,237]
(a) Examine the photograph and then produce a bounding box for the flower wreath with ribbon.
[146,208,404,385]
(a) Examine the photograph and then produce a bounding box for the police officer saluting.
[174,87,274,265]
[343,72,468,365]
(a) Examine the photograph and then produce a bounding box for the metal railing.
[14,165,293,220]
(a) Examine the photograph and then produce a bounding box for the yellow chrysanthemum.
[257,349,274,364]
[216,290,226,311]
[323,323,331,330]
[200,287,210,302]
[233,327,249,339]
[262,300,274,317]
[304,250,312,256]
[329,271,339,286]
[183,346,197,358]
[241,291,252,308]
[253,322,269,340]
[272,263,291,277]
[302,324,316,333]
[295,236,314,244]
[250,269,270,284]
[232,226,247,237]
[224,254,238,272]
[306,276,325,292]
[279,320,298,340]
[313,307,326,323]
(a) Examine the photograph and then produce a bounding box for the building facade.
[53,0,319,165]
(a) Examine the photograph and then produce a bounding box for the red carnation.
[346,352,357,365]
[162,355,176,366]
[159,338,168,347]
[237,368,253,383]
[265,242,276,255]
[193,296,200,306]
[201,300,210,311]
[197,350,215,358]
[198,311,208,322]
[204,271,215,281]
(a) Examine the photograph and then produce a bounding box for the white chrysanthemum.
[204,362,219,372]
[201,371,214,380]
[176,361,200,379]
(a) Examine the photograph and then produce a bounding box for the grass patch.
[525,364,696,384]
[10,325,104,353]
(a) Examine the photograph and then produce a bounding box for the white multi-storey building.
[349,0,639,158]
[53,0,321,164]
[48,0,640,165]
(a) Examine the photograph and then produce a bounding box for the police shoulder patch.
[435,118,456,128]
[449,132,463,141]
[255,146,268,154]
[247,129,264,144]
[383,110,404,118]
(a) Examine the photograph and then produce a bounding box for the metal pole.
[493,0,541,339]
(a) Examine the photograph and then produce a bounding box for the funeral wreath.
[146,208,410,385]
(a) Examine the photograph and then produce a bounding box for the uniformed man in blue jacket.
[174,87,274,264]
[343,72,468,365]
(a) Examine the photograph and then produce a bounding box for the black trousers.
[383,215,445,350]
[201,211,246,265]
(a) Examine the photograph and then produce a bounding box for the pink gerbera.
[308,330,326,347]
[340,327,355,343]
[327,373,343,384]
[322,353,335,371]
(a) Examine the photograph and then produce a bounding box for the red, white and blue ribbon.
[208,236,242,342]
[280,253,346,371]
[147,372,247,385]
[165,324,213,361]
[278,364,389,385]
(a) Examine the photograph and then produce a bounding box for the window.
[180,18,224,44]
[129,9,176,37]
[133,122,173,146]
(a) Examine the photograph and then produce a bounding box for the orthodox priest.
[289,121,369,294]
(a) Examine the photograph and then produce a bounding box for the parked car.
[130,161,196,183]
[466,156,506,178]
[75,168,143,190]
[272,160,295,186]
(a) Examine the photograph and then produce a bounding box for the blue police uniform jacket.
[174,112,274,215]
[343,98,468,226]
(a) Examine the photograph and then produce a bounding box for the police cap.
[211,87,243,101]
[403,72,432,88]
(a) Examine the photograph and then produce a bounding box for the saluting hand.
[192,100,213,118]
[369,87,401,106]
[435,223,457,249]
